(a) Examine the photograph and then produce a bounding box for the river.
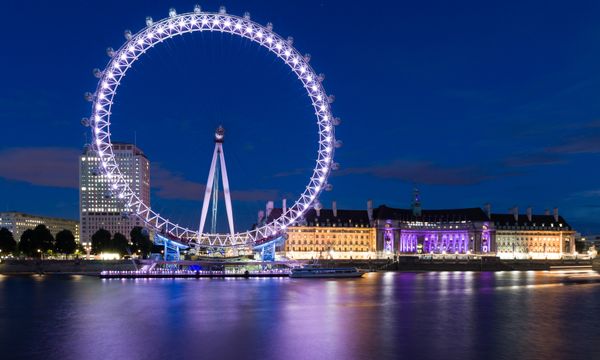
[1,271,599,360]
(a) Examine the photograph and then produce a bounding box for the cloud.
[546,133,600,154]
[502,153,565,168]
[572,189,600,199]
[273,167,310,178]
[0,147,79,188]
[0,147,278,202]
[339,160,497,186]
[152,165,279,202]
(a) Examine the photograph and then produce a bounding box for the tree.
[33,224,54,253]
[18,225,54,257]
[19,229,36,257]
[112,232,129,255]
[55,229,77,256]
[91,229,111,254]
[131,227,153,258]
[0,227,17,255]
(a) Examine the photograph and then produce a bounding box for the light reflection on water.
[1,271,599,360]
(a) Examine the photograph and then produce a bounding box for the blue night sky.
[1,0,600,234]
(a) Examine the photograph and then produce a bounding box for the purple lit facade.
[374,206,495,255]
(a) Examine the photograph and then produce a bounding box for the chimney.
[484,203,491,219]
[266,201,274,218]
[512,206,519,222]
[545,209,550,216]
[257,210,265,224]
[282,198,287,214]
[332,201,338,217]
[367,199,373,221]
[526,207,532,222]
[553,208,559,222]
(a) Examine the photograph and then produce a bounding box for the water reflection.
[0,272,599,360]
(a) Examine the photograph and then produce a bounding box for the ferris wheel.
[83,5,340,248]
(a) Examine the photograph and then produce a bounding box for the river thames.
[1,271,599,360]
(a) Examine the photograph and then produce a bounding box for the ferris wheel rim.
[88,9,337,247]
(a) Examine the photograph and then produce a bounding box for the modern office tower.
[79,143,150,243]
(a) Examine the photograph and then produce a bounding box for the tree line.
[0,225,154,258]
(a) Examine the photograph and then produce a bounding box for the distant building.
[371,189,493,255]
[582,234,600,249]
[373,205,493,255]
[0,212,79,242]
[261,201,376,259]
[79,143,150,242]
[257,192,578,259]
[492,207,576,259]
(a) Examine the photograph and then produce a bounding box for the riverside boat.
[290,265,364,278]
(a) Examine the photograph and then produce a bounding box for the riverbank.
[0,259,136,275]
[0,257,594,275]
[324,257,592,272]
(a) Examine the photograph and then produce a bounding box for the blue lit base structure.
[253,236,285,262]
[154,233,189,261]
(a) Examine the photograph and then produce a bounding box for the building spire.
[411,187,422,217]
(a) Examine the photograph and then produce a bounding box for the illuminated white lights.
[89,10,335,248]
